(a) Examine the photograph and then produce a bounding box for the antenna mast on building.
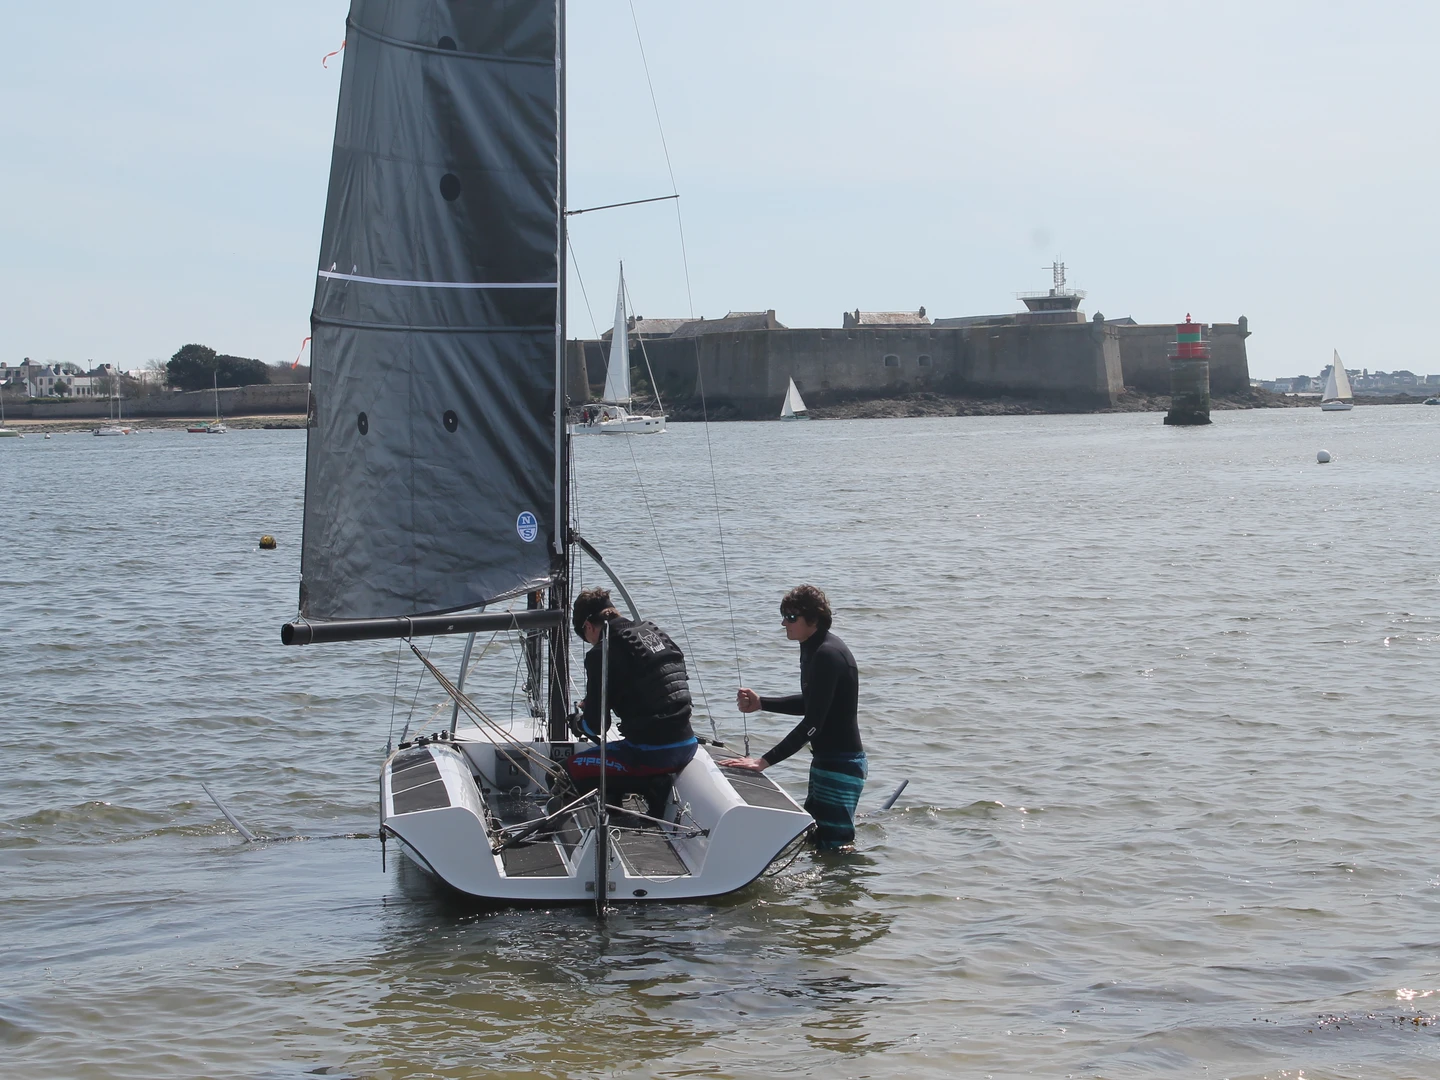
[1047,260,1067,295]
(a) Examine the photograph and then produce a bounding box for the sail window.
[357,411,368,435]
[883,354,899,367]
[443,410,459,433]
[439,173,462,202]
[438,36,457,50]
[918,355,932,367]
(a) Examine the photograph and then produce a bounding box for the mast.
[548,0,571,738]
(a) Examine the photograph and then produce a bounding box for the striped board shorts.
[805,752,868,849]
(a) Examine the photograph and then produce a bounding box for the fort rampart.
[606,321,1125,418]
[579,315,1247,417]
[1115,318,1250,395]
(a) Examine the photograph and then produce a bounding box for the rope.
[694,337,749,753]
[408,643,566,780]
[385,638,404,754]
[397,637,434,747]
[613,337,718,740]
[763,831,812,877]
[626,0,693,318]
[571,5,737,747]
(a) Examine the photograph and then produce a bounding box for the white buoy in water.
[1317,449,1332,463]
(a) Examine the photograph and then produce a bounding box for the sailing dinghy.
[281,1,810,907]
[780,377,809,421]
[570,266,666,435]
[1321,350,1354,412]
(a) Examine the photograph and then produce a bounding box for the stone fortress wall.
[575,260,1250,416]
[1115,317,1251,395]
[635,321,1126,418]
[584,313,1248,418]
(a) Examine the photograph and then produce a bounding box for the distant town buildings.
[1255,368,1440,394]
[0,358,127,398]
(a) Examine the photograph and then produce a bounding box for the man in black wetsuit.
[564,587,698,813]
[721,584,866,851]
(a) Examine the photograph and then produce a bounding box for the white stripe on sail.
[318,270,558,289]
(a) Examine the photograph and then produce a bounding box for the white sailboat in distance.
[570,266,666,435]
[1321,350,1354,412]
[780,377,809,421]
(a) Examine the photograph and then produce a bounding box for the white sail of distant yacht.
[602,276,630,404]
[1322,350,1354,412]
[570,265,666,435]
[780,377,809,421]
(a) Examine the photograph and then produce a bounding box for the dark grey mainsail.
[299,0,562,621]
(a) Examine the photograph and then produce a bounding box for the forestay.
[300,0,563,621]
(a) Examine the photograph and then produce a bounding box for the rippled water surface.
[2,409,1438,1079]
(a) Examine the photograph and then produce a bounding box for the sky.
[2,1,1437,380]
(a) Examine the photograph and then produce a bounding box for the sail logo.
[516,511,539,543]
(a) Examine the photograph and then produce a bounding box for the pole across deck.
[281,608,565,646]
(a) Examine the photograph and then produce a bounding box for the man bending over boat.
[721,585,866,852]
[565,587,698,815]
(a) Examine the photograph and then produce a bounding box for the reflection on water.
[2,412,1439,1078]
[311,852,895,1077]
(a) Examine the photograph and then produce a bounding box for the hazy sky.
[3,1,1436,379]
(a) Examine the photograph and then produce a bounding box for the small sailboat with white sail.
[1321,350,1354,412]
[280,1,810,909]
[570,266,666,435]
[779,377,809,421]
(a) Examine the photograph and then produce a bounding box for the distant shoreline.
[661,388,1436,421]
[3,414,306,434]
[7,391,1430,434]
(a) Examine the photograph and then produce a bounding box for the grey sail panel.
[301,0,560,621]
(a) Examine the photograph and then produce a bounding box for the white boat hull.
[1321,400,1354,412]
[381,731,811,902]
[569,411,666,436]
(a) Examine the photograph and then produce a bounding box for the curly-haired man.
[721,584,866,851]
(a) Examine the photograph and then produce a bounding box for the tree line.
[167,344,271,392]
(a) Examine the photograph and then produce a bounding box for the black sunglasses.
[782,612,802,623]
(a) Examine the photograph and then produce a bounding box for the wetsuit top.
[759,629,862,766]
[581,617,695,748]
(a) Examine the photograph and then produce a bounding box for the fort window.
[883,354,899,368]
[917,355,932,367]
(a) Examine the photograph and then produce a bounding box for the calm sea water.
[1,408,1437,1080]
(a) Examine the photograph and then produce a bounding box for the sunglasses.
[782,612,802,623]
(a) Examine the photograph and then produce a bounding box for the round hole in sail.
[443,410,459,433]
[357,411,369,435]
[439,173,462,202]
[437,36,457,50]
